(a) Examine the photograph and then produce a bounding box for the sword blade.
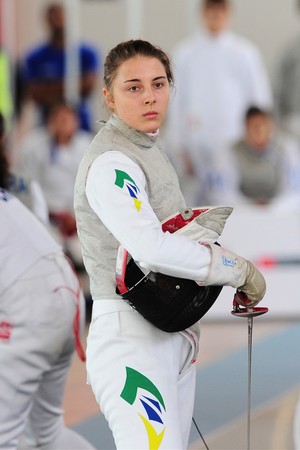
[247,316,253,450]
[231,301,268,449]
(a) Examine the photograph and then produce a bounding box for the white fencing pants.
[87,300,198,450]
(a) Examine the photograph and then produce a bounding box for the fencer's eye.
[129,85,139,92]
[154,82,164,89]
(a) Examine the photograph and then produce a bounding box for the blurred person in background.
[274,0,300,143]
[163,0,272,205]
[0,112,49,225]
[19,101,93,270]
[230,106,300,210]
[20,2,100,132]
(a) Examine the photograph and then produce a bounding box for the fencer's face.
[246,115,273,150]
[102,56,170,133]
[202,5,230,35]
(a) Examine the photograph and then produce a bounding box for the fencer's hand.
[235,260,266,307]
[201,244,266,307]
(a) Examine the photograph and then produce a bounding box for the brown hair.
[245,106,272,122]
[103,39,174,90]
[201,0,229,7]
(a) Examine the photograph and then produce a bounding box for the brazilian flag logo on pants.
[121,367,166,449]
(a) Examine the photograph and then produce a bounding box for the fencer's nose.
[145,97,156,105]
[144,88,156,105]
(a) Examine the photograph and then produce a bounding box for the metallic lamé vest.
[232,135,283,202]
[74,114,187,300]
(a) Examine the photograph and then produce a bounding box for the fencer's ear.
[102,87,115,110]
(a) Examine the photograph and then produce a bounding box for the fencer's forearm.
[136,231,211,281]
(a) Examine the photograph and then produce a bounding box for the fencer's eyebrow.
[123,76,167,83]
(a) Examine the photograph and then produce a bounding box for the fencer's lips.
[143,111,158,118]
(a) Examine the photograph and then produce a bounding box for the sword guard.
[231,299,269,318]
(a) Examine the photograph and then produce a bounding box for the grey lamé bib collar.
[108,114,158,148]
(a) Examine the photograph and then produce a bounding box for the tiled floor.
[63,316,300,450]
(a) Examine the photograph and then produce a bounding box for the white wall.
[13,0,300,84]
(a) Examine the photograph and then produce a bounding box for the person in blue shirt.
[21,2,100,131]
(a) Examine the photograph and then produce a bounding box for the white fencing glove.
[162,206,233,243]
[199,243,266,307]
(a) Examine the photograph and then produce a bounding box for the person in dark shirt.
[21,2,100,131]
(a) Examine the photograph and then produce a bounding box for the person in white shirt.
[0,190,94,450]
[273,0,300,143]
[163,0,273,205]
[19,101,93,264]
[74,38,266,449]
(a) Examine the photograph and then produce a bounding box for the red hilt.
[231,297,269,318]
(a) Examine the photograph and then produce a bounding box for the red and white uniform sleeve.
[85,151,211,281]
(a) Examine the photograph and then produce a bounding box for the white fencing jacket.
[0,190,61,294]
[165,30,273,157]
